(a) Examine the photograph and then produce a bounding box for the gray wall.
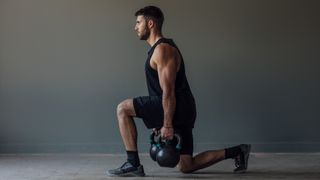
[1,0,319,153]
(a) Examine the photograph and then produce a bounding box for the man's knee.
[178,156,194,173]
[117,102,125,116]
[117,99,135,118]
[178,162,193,174]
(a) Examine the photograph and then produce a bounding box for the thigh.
[133,96,163,129]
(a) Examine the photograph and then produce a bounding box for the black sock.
[126,151,140,167]
[225,145,242,159]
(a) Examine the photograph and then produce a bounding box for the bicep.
[158,60,177,93]
[153,45,178,94]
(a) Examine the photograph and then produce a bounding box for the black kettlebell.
[149,131,161,161]
[156,134,182,168]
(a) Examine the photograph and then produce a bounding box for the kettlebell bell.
[149,131,161,161]
[156,133,182,168]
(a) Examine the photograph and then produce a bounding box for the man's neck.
[147,32,163,47]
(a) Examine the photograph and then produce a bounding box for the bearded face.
[135,15,151,40]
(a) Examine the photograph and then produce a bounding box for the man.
[107,6,251,177]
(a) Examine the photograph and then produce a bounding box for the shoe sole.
[107,170,145,177]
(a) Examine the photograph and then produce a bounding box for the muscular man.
[107,6,251,177]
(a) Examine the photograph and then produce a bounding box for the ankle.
[126,150,140,167]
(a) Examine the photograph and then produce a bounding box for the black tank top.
[145,38,193,98]
[145,38,196,128]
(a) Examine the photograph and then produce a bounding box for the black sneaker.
[234,144,251,173]
[107,162,145,177]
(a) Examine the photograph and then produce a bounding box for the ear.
[147,19,155,29]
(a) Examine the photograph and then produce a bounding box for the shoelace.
[120,162,131,169]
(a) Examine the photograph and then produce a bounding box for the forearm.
[162,92,176,128]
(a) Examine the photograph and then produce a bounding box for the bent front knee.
[116,103,125,116]
[117,101,130,118]
[116,99,135,118]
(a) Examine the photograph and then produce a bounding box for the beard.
[139,26,150,40]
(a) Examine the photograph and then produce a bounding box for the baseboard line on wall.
[0,142,320,153]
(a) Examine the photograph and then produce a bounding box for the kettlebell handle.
[161,133,182,150]
[150,131,156,145]
[150,131,161,145]
[174,133,182,150]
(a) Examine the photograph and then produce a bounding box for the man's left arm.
[153,45,178,140]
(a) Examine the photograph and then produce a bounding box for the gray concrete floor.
[0,153,319,180]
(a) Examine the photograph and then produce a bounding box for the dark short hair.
[135,6,164,31]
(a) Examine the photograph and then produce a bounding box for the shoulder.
[153,43,177,60]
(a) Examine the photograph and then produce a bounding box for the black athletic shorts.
[133,96,195,155]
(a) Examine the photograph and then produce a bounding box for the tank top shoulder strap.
[148,38,171,55]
